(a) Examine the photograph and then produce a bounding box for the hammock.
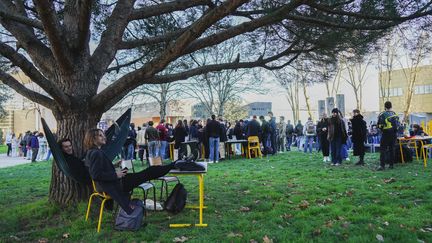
[41,108,131,183]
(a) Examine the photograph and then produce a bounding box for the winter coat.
[173,126,188,149]
[350,115,367,144]
[327,116,347,143]
[316,118,329,140]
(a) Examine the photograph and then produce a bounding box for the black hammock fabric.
[41,108,131,183]
[102,108,131,162]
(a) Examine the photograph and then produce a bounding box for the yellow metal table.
[398,136,432,168]
[168,162,208,228]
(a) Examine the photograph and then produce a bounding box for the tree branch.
[0,42,70,106]
[90,0,135,79]
[128,0,213,20]
[91,0,250,110]
[0,8,43,29]
[119,28,187,49]
[64,0,93,51]
[0,70,54,108]
[34,0,73,74]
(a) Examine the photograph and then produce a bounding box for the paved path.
[0,153,31,168]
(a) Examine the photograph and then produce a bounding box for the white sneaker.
[215,160,219,163]
[345,157,350,161]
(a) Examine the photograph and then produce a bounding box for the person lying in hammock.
[58,138,91,184]
[83,128,177,214]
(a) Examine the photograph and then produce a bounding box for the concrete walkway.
[0,153,31,168]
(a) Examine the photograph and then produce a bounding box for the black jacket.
[350,114,367,143]
[85,148,131,213]
[205,119,222,138]
[173,126,188,148]
[246,119,261,137]
[316,119,329,140]
[219,123,228,142]
[234,123,245,139]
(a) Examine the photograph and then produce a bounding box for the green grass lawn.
[0,152,431,242]
[0,145,7,154]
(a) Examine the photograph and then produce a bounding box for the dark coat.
[316,118,329,140]
[85,148,131,213]
[205,119,222,138]
[327,116,347,143]
[234,123,245,139]
[246,119,261,137]
[351,114,367,156]
[173,126,188,149]
[219,123,228,142]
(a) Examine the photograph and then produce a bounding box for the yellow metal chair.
[85,180,112,233]
[422,144,432,168]
[247,136,262,159]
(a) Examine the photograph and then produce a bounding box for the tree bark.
[48,110,101,204]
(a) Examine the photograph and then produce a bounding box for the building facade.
[243,102,272,117]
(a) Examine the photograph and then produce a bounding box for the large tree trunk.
[48,111,101,204]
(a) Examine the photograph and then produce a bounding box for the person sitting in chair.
[84,129,177,214]
[58,138,91,184]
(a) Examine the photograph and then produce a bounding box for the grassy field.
[0,145,7,154]
[0,151,431,242]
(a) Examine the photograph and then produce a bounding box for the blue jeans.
[159,141,168,159]
[330,138,342,164]
[303,136,314,153]
[125,144,134,160]
[45,149,51,161]
[296,136,303,150]
[209,137,220,162]
[148,141,159,158]
[286,136,292,150]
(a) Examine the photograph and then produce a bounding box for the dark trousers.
[121,164,174,193]
[270,132,277,155]
[380,131,396,167]
[286,136,293,151]
[6,143,12,156]
[330,138,342,164]
[320,136,330,157]
[138,145,149,162]
[31,148,39,162]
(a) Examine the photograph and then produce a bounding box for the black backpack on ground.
[394,145,413,163]
[114,199,145,231]
[164,183,187,214]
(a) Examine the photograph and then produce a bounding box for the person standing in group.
[145,121,160,158]
[295,120,304,151]
[285,120,294,151]
[233,120,245,155]
[328,108,348,166]
[5,132,12,156]
[11,133,18,157]
[173,120,188,160]
[136,124,148,163]
[37,132,47,161]
[156,119,169,160]
[303,117,316,153]
[259,115,272,156]
[351,109,367,166]
[205,115,222,163]
[123,123,137,160]
[246,115,261,139]
[218,118,228,161]
[29,131,39,162]
[268,112,277,155]
[277,116,286,153]
[17,133,24,157]
[25,131,33,160]
[377,101,399,170]
[317,113,330,162]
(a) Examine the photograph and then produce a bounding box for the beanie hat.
[331,108,339,114]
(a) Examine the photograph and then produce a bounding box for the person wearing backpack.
[377,101,399,170]
[303,117,316,153]
[294,120,304,151]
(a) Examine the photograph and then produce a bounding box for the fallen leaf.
[240,206,251,212]
[376,234,384,242]
[278,225,284,229]
[336,216,345,221]
[38,239,49,243]
[345,190,354,197]
[173,236,188,243]
[299,200,310,210]
[263,235,273,243]
[255,200,261,204]
[384,178,396,184]
[287,200,294,204]
[325,220,333,228]
[282,213,293,219]
[243,190,251,194]
[383,221,389,226]
[62,233,70,239]
[400,224,405,228]
[417,240,425,243]
[9,235,20,241]
[312,228,321,236]
[342,221,350,228]
[227,232,243,238]
[249,239,258,243]
[324,198,333,204]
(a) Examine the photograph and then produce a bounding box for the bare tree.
[340,52,373,111]
[399,30,432,122]
[273,68,300,122]
[127,83,184,120]
[0,0,430,204]
[185,38,263,116]
[223,98,248,122]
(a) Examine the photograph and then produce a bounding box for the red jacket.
[156,123,168,141]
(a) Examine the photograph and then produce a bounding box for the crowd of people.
[4,131,51,162]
